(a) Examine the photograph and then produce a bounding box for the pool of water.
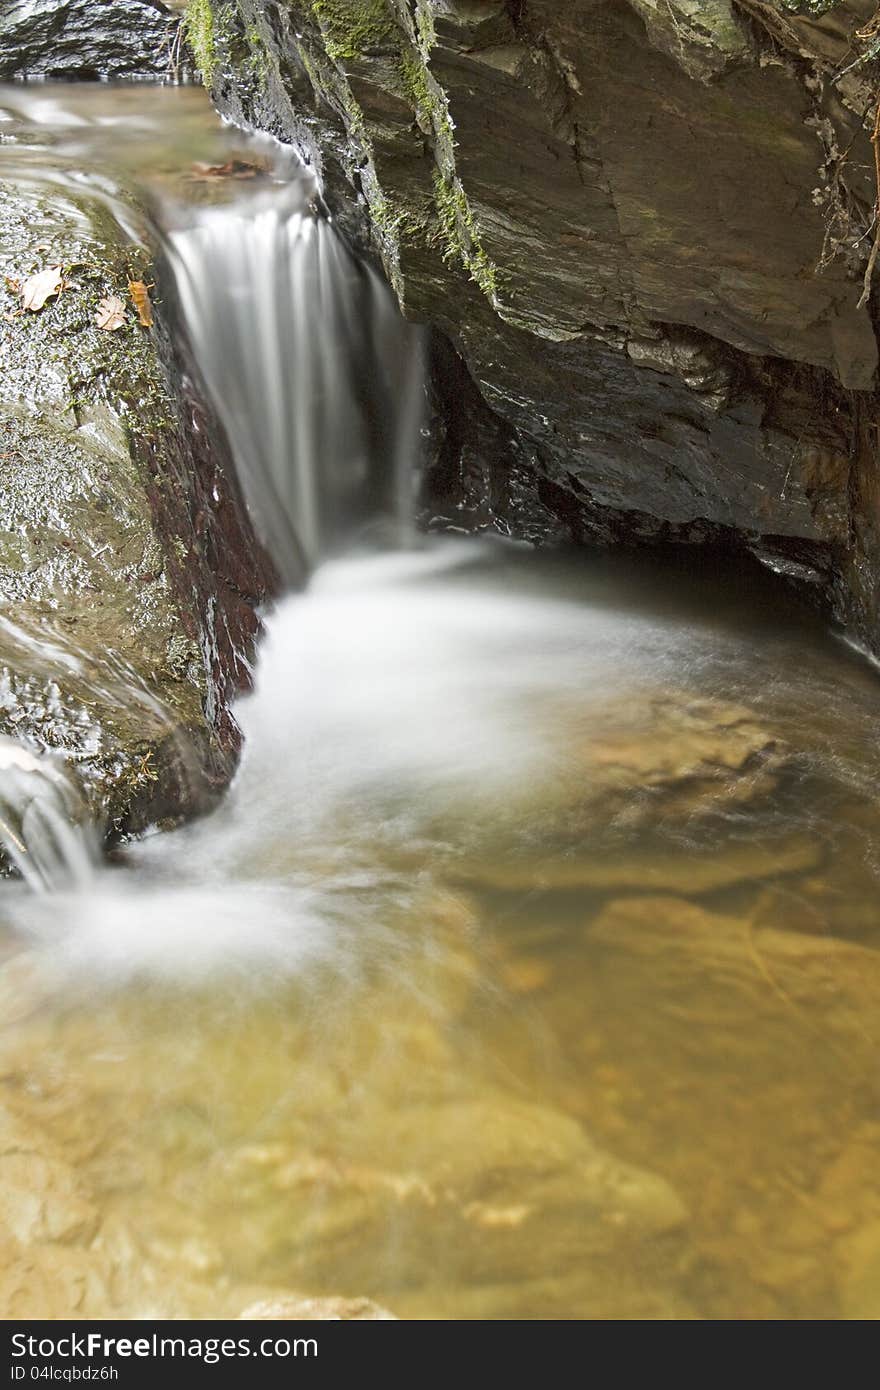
[2,538,880,1319]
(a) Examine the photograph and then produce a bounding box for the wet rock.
[499,954,554,996]
[587,895,880,1054]
[749,874,880,942]
[581,696,781,801]
[816,1123,880,1249]
[0,1151,97,1247]
[433,690,794,890]
[259,1088,688,1289]
[0,1,183,81]
[451,834,821,895]
[212,0,880,651]
[0,1243,111,1320]
[0,1104,98,1248]
[541,692,786,832]
[434,1092,687,1234]
[239,1294,397,1320]
[0,180,274,854]
[835,1220,880,1319]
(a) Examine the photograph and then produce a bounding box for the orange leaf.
[189,158,266,181]
[20,265,63,312]
[127,278,153,328]
[94,295,127,331]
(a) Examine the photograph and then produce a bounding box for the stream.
[1,85,880,1322]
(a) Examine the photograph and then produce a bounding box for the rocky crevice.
[199,0,880,649]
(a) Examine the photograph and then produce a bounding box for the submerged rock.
[239,1294,397,1320]
[519,690,787,838]
[450,834,821,895]
[226,1086,689,1295]
[574,695,783,818]
[0,953,695,1318]
[0,179,274,855]
[209,0,880,650]
[836,1221,880,1319]
[586,894,880,1050]
[0,1105,98,1247]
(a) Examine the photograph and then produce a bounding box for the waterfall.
[1,149,426,893]
[0,738,97,892]
[166,180,425,586]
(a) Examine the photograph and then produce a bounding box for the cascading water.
[166,172,425,584]
[5,88,880,1320]
[0,737,96,890]
[0,122,425,892]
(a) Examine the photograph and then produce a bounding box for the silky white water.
[0,736,96,891]
[3,527,880,995]
[167,190,424,584]
[0,540,708,977]
[3,86,880,1321]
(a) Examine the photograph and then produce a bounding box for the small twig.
[780,455,794,501]
[856,100,880,308]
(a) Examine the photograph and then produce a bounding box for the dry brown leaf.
[94,295,127,332]
[127,277,153,328]
[189,158,266,182]
[20,265,63,312]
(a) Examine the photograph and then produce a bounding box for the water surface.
[2,540,880,1319]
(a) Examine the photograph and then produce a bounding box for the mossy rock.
[0,181,273,859]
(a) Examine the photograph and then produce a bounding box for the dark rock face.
[0,180,275,848]
[0,0,182,80]
[206,0,880,648]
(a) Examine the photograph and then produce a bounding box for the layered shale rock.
[203,0,880,647]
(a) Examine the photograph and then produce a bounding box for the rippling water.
[2,87,880,1321]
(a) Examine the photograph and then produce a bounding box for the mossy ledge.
[183,0,219,85]
[254,0,500,311]
[307,0,397,63]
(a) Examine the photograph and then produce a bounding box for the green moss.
[400,49,437,127]
[432,170,499,302]
[308,0,397,64]
[183,0,217,85]
[414,1,436,57]
[397,40,456,170]
[289,1,492,301]
[776,0,836,13]
[244,25,270,82]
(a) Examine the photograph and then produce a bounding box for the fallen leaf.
[127,277,153,328]
[94,295,127,331]
[20,265,63,312]
[189,158,266,181]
